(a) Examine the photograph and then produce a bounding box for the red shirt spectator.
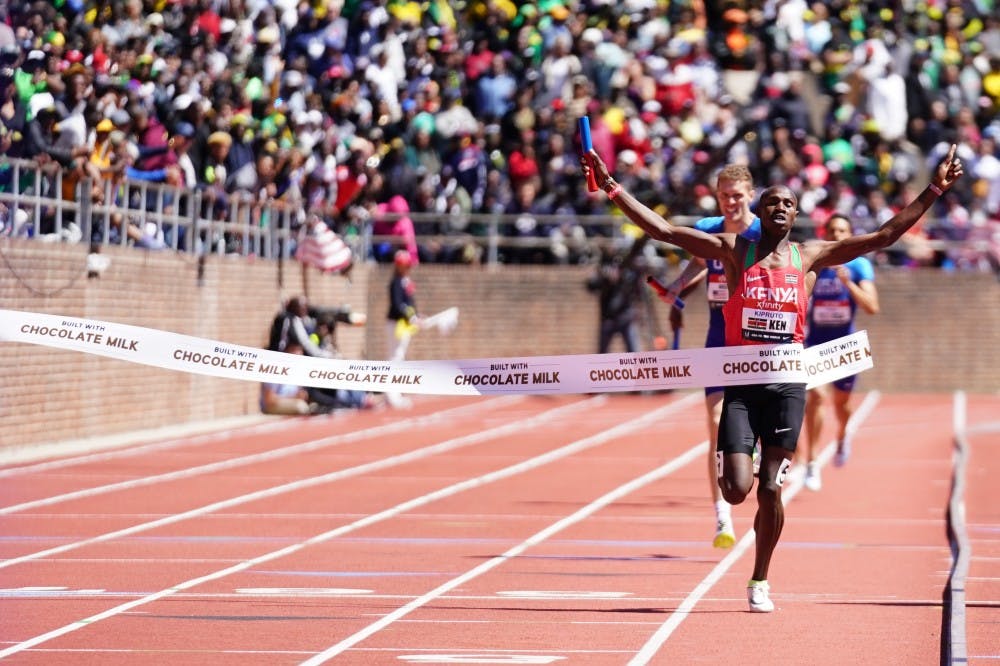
[508,136,540,191]
[196,6,222,42]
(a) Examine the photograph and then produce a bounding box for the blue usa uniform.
[694,216,761,396]
[805,256,875,391]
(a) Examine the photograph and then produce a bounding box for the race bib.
[812,300,851,326]
[741,307,797,343]
[707,274,729,307]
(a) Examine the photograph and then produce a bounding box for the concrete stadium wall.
[1,239,997,452]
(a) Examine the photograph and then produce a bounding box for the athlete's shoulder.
[846,255,875,281]
[694,216,725,233]
[742,217,762,241]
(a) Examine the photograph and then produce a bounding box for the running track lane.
[0,393,700,661]
[0,392,996,664]
[961,393,1000,664]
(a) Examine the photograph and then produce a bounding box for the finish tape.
[0,309,872,395]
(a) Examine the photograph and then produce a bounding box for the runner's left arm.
[808,145,963,271]
[839,263,879,315]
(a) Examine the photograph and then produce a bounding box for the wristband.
[928,183,943,196]
[607,184,623,200]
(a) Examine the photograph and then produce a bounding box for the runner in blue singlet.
[663,165,759,549]
[800,215,879,490]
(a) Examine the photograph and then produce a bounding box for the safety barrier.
[1,157,992,268]
[0,157,296,258]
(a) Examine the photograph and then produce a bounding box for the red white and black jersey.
[723,242,808,346]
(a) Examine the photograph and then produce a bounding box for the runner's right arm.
[582,150,736,264]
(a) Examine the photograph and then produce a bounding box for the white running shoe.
[751,440,761,476]
[713,518,736,549]
[804,462,822,491]
[834,438,851,467]
[747,579,774,612]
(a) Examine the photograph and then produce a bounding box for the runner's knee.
[720,480,751,505]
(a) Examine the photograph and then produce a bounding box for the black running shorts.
[718,382,807,455]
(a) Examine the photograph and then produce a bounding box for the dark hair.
[824,214,853,234]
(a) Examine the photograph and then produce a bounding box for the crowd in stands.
[0,0,998,271]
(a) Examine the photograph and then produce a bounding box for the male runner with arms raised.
[582,145,962,612]
[660,165,760,548]
[801,214,880,491]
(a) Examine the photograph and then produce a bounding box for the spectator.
[168,122,197,189]
[0,62,26,161]
[267,295,335,360]
[475,53,517,121]
[507,131,540,193]
[445,130,488,212]
[0,0,994,272]
[385,249,419,408]
[201,130,233,241]
[374,194,420,264]
[260,341,312,416]
[24,92,85,167]
[586,235,650,354]
[303,305,378,412]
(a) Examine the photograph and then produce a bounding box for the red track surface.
[1,391,997,665]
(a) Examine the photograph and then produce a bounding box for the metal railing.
[0,157,297,258]
[1,157,994,270]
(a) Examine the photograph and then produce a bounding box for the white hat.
[307,40,325,59]
[618,149,638,166]
[173,93,193,110]
[29,92,56,118]
[641,100,662,114]
[283,69,304,88]
[581,28,603,45]
[769,72,790,92]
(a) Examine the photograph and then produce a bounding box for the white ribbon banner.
[0,309,872,395]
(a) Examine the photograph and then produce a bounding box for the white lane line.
[946,390,970,666]
[628,391,883,665]
[234,588,374,596]
[0,397,596,569]
[301,439,707,659]
[398,655,564,664]
[0,398,519,514]
[0,393,699,659]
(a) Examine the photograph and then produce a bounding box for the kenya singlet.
[723,242,808,346]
